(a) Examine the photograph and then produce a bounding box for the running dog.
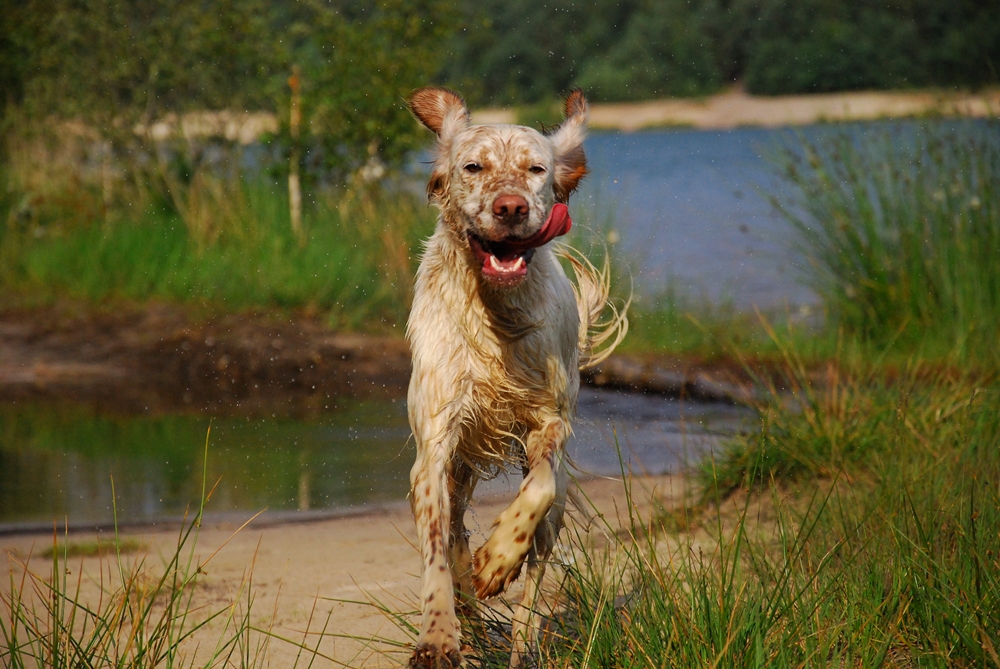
[405,86,626,669]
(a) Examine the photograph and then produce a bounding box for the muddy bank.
[0,304,754,415]
[0,304,410,416]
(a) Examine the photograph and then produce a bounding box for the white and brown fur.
[405,87,626,669]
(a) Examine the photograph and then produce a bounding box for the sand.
[1,474,692,667]
[472,87,1000,131]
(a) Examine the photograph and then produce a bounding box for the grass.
[2,119,999,366]
[3,115,1000,667]
[412,353,997,668]
[8,366,998,667]
[771,120,1000,362]
[0,170,435,331]
[40,538,146,559]
[621,291,834,362]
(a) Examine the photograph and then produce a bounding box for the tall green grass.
[0,176,435,330]
[518,363,998,668]
[772,121,1000,360]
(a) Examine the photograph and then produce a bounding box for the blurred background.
[1,0,998,529]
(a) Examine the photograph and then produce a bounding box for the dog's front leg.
[472,417,570,600]
[509,451,568,669]
[409,417,464,669]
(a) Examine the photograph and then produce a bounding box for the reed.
[772,121,1000,361]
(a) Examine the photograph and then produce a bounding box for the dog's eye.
[529,165,546,174]
[464,163,482,173]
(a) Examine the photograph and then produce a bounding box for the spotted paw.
[472,540,528,599]
[409,643,463,669]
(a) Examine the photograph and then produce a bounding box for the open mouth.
[468,233,536,285]
[465,203,573,287]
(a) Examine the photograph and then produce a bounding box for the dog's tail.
[556,246,630,370]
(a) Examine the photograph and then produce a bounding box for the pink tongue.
[502,203,573,253]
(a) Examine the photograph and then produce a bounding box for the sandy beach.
[472,87,1000,130]
[1,474,694,667]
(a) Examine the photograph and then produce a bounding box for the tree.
[575,0,722,101]
[284,0,457,181]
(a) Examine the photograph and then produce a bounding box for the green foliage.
[575,0,723,101]
[280,0,456,180]
[438,0,642,105]
[745,0,912,94]
[745,0,1000,95]
[0,179,435,330]
[13,0,278,125]
[772,121,1000,357]
[441,0,1000,104]
[1,0,456,195]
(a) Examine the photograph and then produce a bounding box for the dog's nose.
[492,195,529,224]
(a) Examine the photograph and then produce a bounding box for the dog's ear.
[551,89,589,203]
[409,87,470,203]
[408,86,470,140]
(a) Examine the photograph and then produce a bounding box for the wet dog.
[405,86,626,669]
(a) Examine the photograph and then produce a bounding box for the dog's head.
[409,87,589,288]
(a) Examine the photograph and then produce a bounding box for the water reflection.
[0,390,750,529]
[0,398,412,527]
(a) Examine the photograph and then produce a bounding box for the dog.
[405,86,626,669]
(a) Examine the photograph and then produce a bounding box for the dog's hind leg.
[472,418,569,600]
[448,458,478,614]
[409,421,464,669]
[509,454,568,668]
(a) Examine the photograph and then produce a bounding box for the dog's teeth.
[487,254,526,274]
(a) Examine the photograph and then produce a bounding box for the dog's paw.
[472,536,529,599]
[409,643,463,669]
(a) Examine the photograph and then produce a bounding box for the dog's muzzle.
[467,203,573,286]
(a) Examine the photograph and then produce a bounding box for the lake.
[572,126,817,310]
[2,124,820,531]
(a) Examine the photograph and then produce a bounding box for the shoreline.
[471,87,1000,131]
[0,473,690,666]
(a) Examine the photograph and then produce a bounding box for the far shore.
[132,87,1000,146]
[472,87,1000,131]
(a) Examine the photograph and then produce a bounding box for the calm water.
[0,390,748,529]
[574,127,816,309]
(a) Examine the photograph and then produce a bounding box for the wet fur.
[405,87,627,669]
